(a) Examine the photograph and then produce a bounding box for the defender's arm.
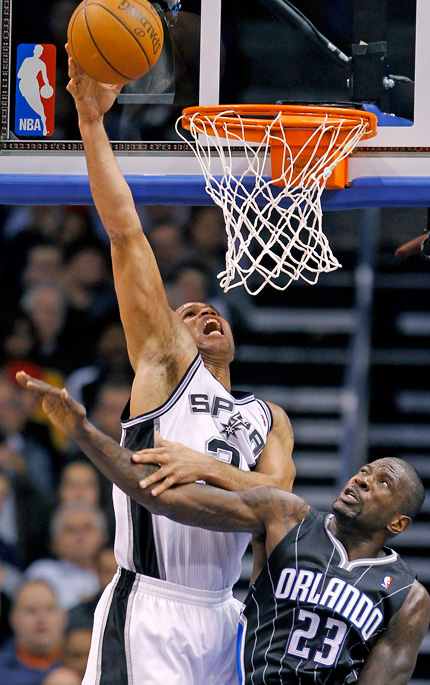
[17,372,306,545]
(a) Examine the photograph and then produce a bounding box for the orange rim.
[181,104,378,141]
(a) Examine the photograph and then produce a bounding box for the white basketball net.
[175,109,370,296]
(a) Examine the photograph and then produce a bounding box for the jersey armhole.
[257,400,273,432]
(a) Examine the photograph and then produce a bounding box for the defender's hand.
[132,431,212,496]
[16,371,87,440]
[65,44,122,123]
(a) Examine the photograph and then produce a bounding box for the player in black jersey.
[16,373,430,684]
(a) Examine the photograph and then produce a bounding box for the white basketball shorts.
[83,568,243,684]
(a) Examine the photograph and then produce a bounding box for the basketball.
[67,0,164,85]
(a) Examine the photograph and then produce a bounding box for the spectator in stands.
[20,285,71,374]
[62,626,92,681]
[0,372,58,499]
[42,665,81,685]
[66,319,132,413]
[61,381,130,521]
[0,463,51,582]
[0,314,38,368]
[2,206,65,274]
[0,579,66,684]
[0,469,25,597]
[67,545,117,632]
[57,460,113,536]
[56,206,102,253]
[58,461,101,508]
[21,245,64,294]
[89,381,131,445]
[25,502,108,611]
[61,245,118,353]
[147,221,191,281]
[137,205,190,234]
[78,383,131,524]
[186,206,227,275]
[0,561,12,647]
[166,262,230,321]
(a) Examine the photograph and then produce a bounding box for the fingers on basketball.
[67,0,164,86]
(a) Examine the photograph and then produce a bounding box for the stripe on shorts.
[100,568,136,684]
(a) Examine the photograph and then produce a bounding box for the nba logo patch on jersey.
[381,575,392,589]
[15,44,56,137]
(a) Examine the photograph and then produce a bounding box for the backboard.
[0,0,429,208]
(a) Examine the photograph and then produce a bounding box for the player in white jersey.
[64,48,295,684]
[114,355,273,590]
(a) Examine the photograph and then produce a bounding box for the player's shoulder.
[265,402,288,424]
[405,578,430,615]
[266,402,293,436]
[268,487,310,522]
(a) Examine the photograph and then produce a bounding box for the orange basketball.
[67,0,164,85]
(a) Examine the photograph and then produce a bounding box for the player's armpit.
[250,533,268,585]
[356,580,430,684]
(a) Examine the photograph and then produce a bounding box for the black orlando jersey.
[237,509,416,684]
[113,353,272,590]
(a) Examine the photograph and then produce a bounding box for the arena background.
[0,0,429,682]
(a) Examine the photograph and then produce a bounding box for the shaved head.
[382,457,425,520]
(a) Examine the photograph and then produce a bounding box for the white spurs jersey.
[113,354,273,591]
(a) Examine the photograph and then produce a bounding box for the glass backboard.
[0,0,429,207]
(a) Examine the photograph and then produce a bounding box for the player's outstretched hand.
[65,44,122,123]
[132,431,212,496]
[16,371,87,440]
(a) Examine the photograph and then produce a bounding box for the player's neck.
[329,516,386,561]
[201,355,231,391]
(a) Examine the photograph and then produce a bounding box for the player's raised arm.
[355,580,430,684]
[66,49,194,373]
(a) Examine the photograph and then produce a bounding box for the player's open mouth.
[341,487,359,503]
[203,318,223,336]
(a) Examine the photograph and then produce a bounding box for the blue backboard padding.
[323,177,430,209]
[361,104,413,128]
[1,174,430,209]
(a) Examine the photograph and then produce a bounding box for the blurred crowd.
[0,202,231,683]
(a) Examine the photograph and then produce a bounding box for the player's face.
[333,459,406,531]
[176,302,235,362]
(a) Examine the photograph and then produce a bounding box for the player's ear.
[387,513,411,536]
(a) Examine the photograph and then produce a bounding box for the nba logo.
[381,576,392,589]
[15,44,56,137]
